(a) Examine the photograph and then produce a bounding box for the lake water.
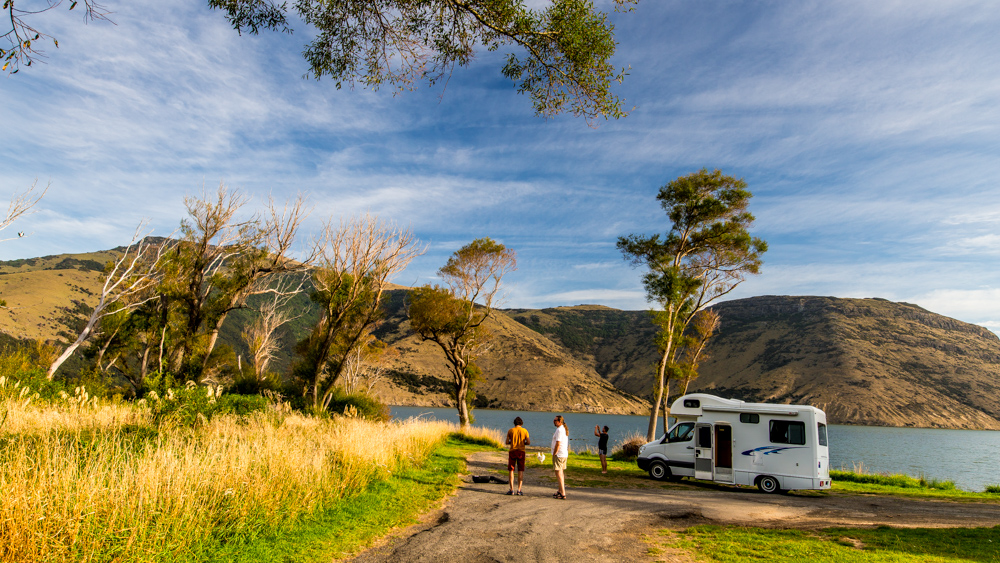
[390,405,1000,493]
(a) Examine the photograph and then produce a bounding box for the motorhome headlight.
[638,445,646,454]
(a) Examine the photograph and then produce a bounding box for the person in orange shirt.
[505,417,530,495]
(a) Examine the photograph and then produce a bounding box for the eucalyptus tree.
[408,237,516,428]
[46,223,169,380]
[292,215,421,413]
[618,169,767,441]
[159,184,310,381]
[5,0,633,121]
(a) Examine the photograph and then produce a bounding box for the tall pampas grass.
[0,395,457,563]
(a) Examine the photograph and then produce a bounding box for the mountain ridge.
[2,250,999,429]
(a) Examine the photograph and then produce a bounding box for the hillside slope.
[5,250,1000,427]
[696,296,1000,429]
[508,297,1000,429]
[369,291,650,415]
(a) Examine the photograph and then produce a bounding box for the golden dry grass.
[0,396,461,563]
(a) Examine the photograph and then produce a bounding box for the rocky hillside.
[508,297,1000,430]
[694,296,1000,430]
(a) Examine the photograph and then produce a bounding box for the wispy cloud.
[3,0,1000,333]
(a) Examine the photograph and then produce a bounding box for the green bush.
[147,384,220,426]
[146,383,269,425]
[324,389,391,422]
[216,393,270,416]
[985,484,1000,494]
[0,362,72,401]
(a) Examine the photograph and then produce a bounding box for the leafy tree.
[408,237,516,428]
[292,215,421,412]
[46,223,168,380]
[618,169,767,441]
[159,184,309,381]
[677,308,719,396]
[6,0,634,121]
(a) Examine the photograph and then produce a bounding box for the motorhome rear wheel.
[757,475,782,494]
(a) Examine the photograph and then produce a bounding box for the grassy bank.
[207,435,493,562]
[0,388,498,563]
[650,525,1000,562]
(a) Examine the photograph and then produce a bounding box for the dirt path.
[350,451,1000,563]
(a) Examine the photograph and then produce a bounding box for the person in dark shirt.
[594,425,610,474]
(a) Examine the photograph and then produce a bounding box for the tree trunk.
[199,310,232,377]
[47,315,99,380]
[457,376,471,429]
[662,378,672,437]
[139,341,151,388]
[646,350,669,441]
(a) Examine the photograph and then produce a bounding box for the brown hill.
[507,296,1000,430]
[5,249,1000,428]
[695,296,1000,430]
[369,292,650,415]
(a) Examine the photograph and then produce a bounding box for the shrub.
[611,431,647,461]
[324,389,391,422]
[985,484,1000,494]
[147,383,222,426]
[216,394,270,416]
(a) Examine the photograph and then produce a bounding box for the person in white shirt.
[551,415,569,499]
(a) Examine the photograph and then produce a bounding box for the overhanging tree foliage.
[5,0,634,121]
[407,237,516,428]
[618,169,767,441]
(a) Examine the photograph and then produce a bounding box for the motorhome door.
[694,423,713,480]
[713,423,734,483]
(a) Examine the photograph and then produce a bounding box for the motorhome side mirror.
[683,399,700,408]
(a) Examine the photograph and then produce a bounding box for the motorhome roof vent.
[683,399,700,408]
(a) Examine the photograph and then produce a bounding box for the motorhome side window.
[665,422,695,443]
[818,423,828,446]
[769,420,806,445]
[740,413,760,424]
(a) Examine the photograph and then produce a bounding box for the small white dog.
[536,452,546,464]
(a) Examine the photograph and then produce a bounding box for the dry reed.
[0,396,457,563]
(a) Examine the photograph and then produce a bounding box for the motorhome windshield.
[663,422,695,443]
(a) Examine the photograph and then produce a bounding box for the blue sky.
[3,0,1000,332]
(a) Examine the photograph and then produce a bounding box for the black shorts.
[598,447,607,456]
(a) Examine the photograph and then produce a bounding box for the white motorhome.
[636,393,831,493]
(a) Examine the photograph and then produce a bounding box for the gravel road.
[351,450,1000,563]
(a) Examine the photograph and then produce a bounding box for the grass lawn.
[547,452,1000,502]
[648,525,1000,562]
[555,453,1000,561]
[204,435,493,562]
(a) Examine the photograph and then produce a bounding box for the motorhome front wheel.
[648,460,671,481]
[757,475,782,494]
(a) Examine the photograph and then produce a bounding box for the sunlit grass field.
[0,384,499,563]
